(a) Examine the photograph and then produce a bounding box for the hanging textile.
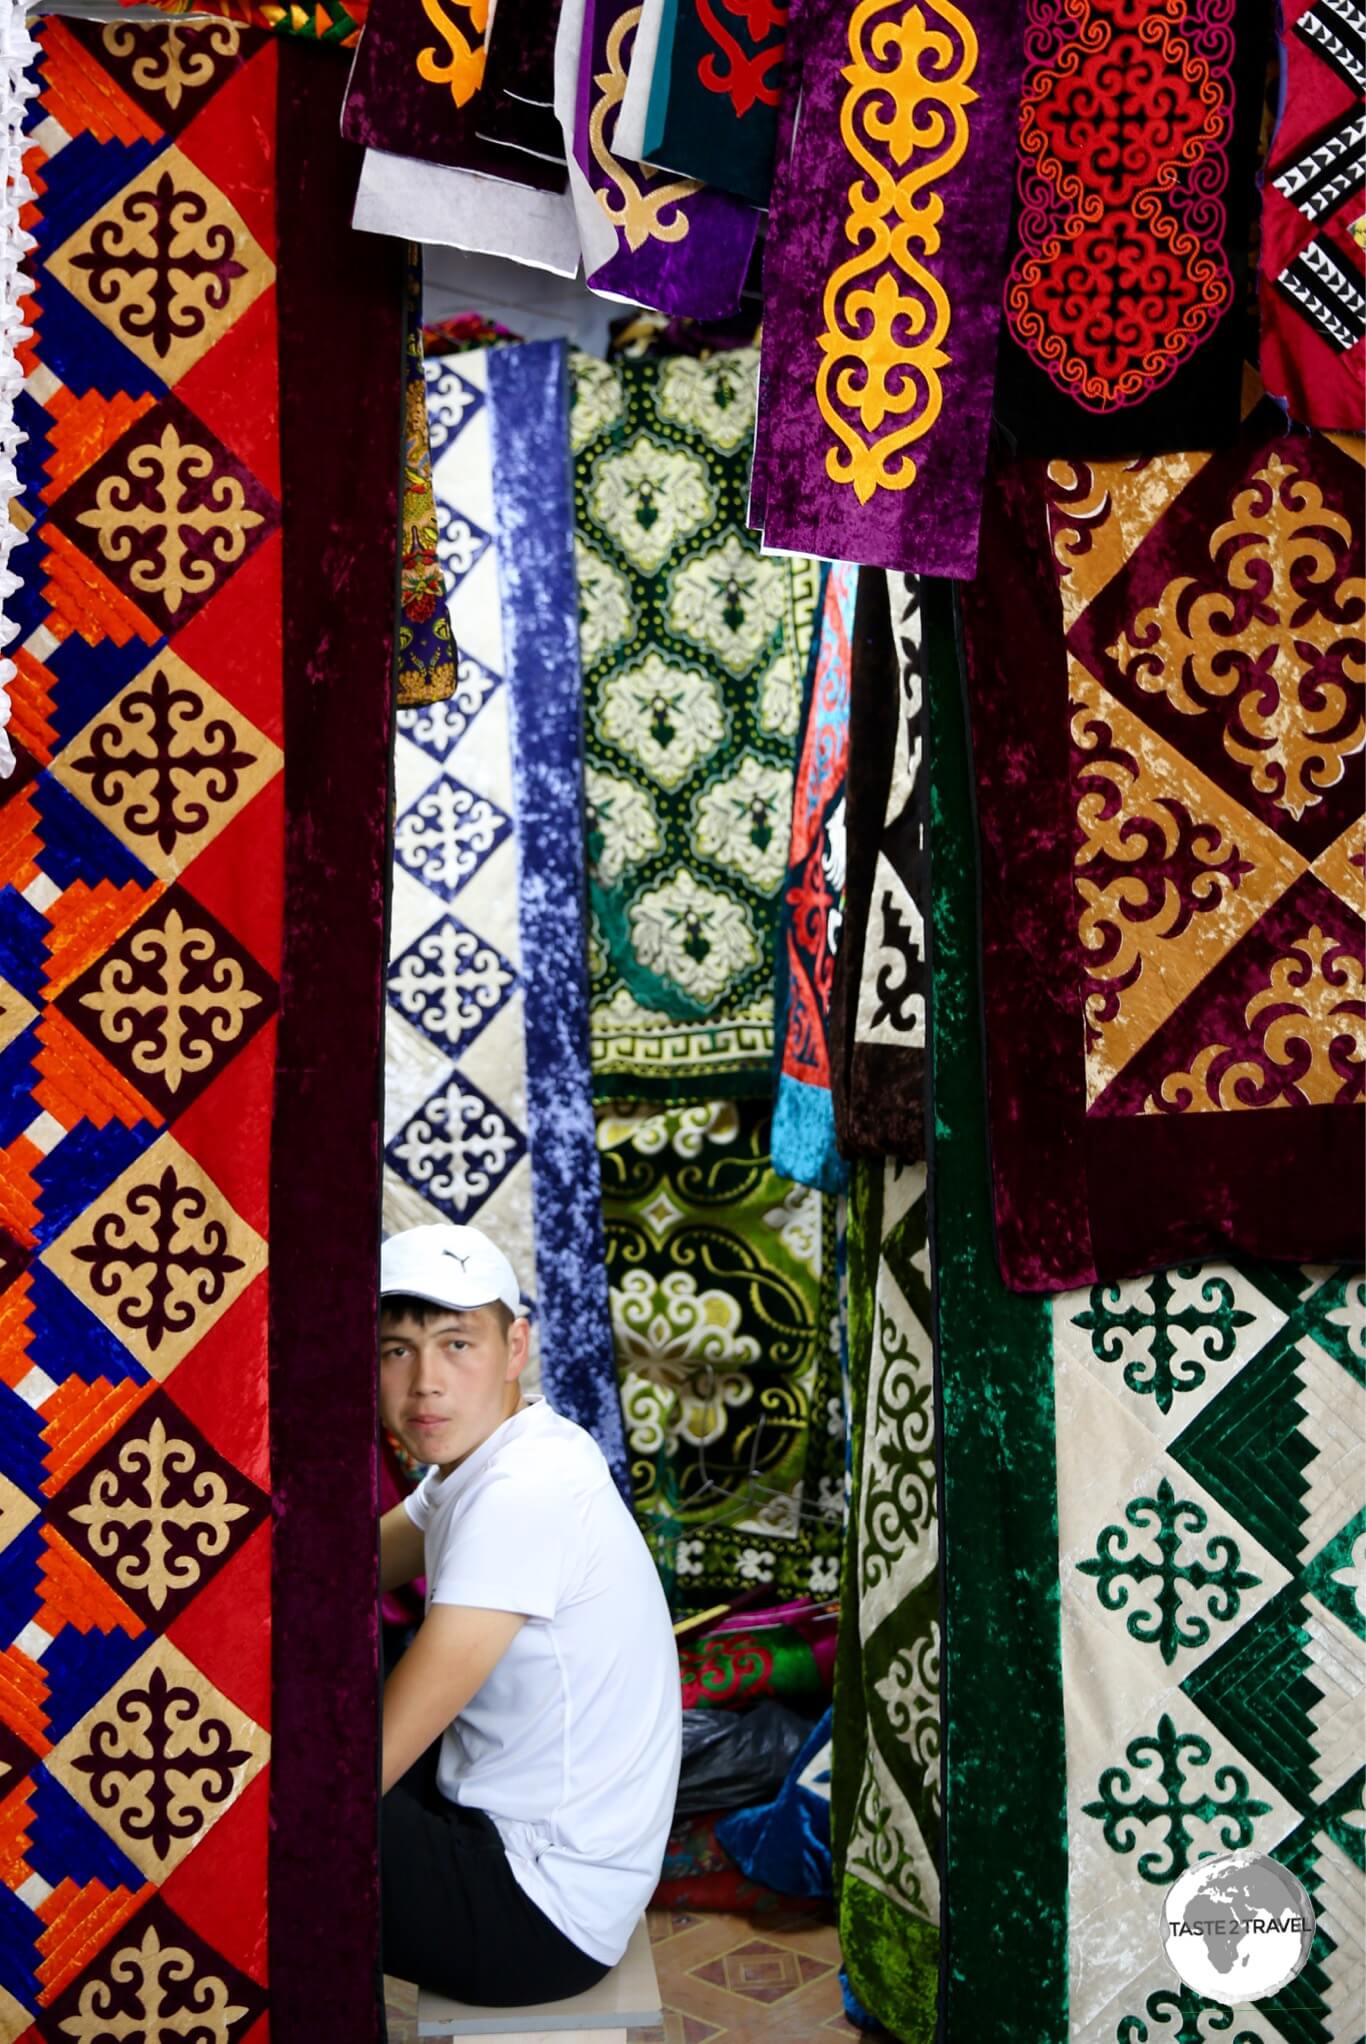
[0,0,35,784]
[959,397,1366,1292]
[4,25,404,2037]
[642,0,787,206]
[830,1160,939,2044]
[771,561,853,1194]
[597,1100,843,1612]
[341,0,565,186]
[1259,0,1366,430]
[556,0,760,319]
[385,341,624,1485]
[490,340,627,1485]
[995,0,1269,455]
[397,267,457,709]
[749,0,1026,575]
[573,346,821,1102]
[929,574,1075,2044]
[829,570,928,1162]
[478,0,567,174]
[934,564,1366,2044]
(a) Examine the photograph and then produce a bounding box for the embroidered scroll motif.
[1005,0,1237,412]
[416,0,487,105]
[695,0,788,117]
[815,0,978,503]
[589,5,700,251]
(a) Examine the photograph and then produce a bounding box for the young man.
[378,1222,682,2007]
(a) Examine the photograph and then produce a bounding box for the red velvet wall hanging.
[0,26,402,2041]
[959,394,1365,1291]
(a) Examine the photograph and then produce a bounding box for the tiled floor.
[385,1906,862,2042]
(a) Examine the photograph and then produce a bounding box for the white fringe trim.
[0,0,38,779]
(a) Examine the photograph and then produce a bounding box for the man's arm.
[382,1605,526,1793]
[380,1501,426,1595]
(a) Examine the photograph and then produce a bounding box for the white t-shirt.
[403,1399,682,1965]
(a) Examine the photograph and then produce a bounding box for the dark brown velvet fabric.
[270,45,406,2041]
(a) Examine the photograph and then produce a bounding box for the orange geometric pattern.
[0,23,282,2027]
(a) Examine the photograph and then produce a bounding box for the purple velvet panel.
[959,415,1366,1291]
[751,0,1027,575]
[271,44,406,2042]
[575,0,760,317]
[342,0,564,187]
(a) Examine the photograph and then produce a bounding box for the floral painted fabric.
[573,348,822,1101]
[597,1100,844,1611]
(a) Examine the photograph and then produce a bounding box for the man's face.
[378,1304,528,1475]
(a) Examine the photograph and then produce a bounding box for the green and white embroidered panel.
[596,1099,844,1610]
[572,350,822,1101]
[834,1161,940,2043]
[1056,1262,1365,2044]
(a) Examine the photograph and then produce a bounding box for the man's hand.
[382,1605,526,1794]
[380,1502,426,1594]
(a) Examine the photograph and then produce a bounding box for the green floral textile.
[832,1160,939,2042]
[572,350,822,1101]
[596,1100,843,1612]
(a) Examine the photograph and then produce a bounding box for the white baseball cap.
[379,1224,522,1318]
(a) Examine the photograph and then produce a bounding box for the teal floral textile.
[596,1100,844,1611]
[572,348,822,1101]
[831,1160,939,2042]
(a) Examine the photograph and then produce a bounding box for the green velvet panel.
[929,582,1070,2041]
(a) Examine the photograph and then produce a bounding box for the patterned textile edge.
[1258,0,1366,430]
[397,265,457,710]
[0,0,35,781]
[122,0,368,43]
[996,0,1270,456]
[771,559,850,1195]
[750,0,1027,575]
[487,339,628,1498]
[830,570,928,1161]
[270,43,405,2041]
[649,0,787,207]
[831,1161,939,2042]
[959,416,1366,1291]
[928,580,1067,2040]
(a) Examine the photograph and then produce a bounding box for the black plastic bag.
[675,1701,813,1816]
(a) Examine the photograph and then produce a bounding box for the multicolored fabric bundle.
[960,394,1365,1290]
[2,25,402,2036]
[573,346,820,1102]
[680,1599,838,1708]
[597,1100,843,1611]
[931,589,1366,2044]
[385,340,625,1482]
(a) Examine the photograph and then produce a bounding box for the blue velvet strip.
[487,342,629,1499]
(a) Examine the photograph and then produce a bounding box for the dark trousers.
[381,1748,610,2006]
